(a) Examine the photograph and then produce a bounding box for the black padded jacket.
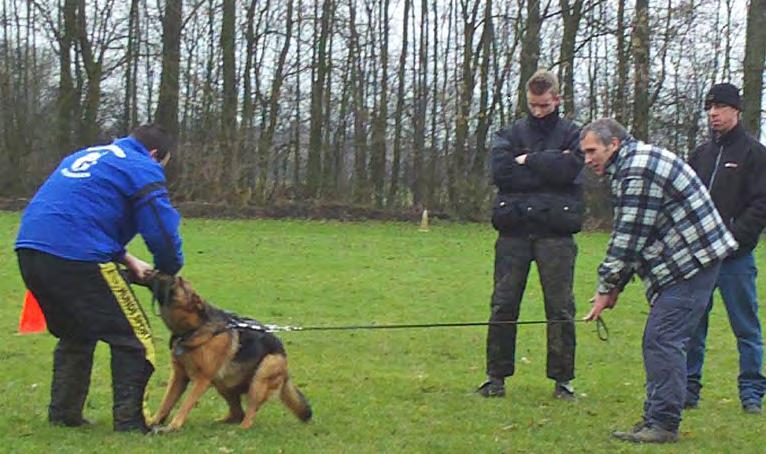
[688,123,766,256]
[490,111,584,237]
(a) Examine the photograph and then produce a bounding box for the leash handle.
[595,316,609,341]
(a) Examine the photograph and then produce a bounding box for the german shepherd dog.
[146,274,312,432]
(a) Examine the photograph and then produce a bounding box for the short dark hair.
[130,124,175,159]
[526,70,559,96]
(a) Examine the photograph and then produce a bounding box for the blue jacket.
[15,136,184,274]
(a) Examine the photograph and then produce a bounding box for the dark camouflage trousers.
[486,236,577,381]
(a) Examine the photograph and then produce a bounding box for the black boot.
[111,345,153,433]
[49,338,96,427]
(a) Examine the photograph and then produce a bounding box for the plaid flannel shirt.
[599,137,738,302]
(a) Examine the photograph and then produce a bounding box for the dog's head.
[144,272,208,334]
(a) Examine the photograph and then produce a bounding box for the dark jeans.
[686,253,766,406]
[485,236,577,382]
[642,261,720,433]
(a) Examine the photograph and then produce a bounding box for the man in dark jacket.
[685,83,766,414]
[477,70,584,400]
[16,123,184,433]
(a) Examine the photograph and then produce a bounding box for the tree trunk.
[122,0,139,134]
[411,0,429,207]
[472,0,493,193]
[612,0,628,124]
[743,0,766,138]
[56,0,78,154]
[349,0,368,203]
[387,0,411,206]
[515,0,540,119]
[258,0,294,197]
[155,0,183,139]
[306,0,332,197]
[220,0,237,194]
[369,0,389,207]
[558,0,584,119]
[631,0,650,140]
[75,0,101,145]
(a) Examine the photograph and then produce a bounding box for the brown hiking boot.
[611,425,679,444]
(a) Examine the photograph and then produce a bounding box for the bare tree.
[612,0,628,124]
[558,0,584,119]
[155,0,183,138]
[516,0,541,119]
[258,0,294,198]
[306,0,333,197]
[220,0,237,193]
[631,0,649,140]
[369,0,389,206]
[388,0,411,206]
[743,0,766,138]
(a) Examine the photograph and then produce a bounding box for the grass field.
[1,211,764,453]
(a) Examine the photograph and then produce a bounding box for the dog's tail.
[280,377,312,422]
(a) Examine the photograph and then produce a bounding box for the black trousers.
[485,236,577,382]
[17,248,155,430]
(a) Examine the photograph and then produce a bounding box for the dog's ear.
[190,290,205,312]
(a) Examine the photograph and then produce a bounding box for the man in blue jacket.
[478,70,584,400]
[16,123,184,433]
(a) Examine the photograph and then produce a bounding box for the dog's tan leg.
[165,377,213,431]
[149,362,189,426]
[240,354,287,429]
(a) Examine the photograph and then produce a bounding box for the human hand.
[123,253,155,284]
[515,154,528,165]
[583,290,619,321]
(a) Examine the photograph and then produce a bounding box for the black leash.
[263,317,609,341]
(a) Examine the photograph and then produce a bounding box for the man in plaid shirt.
[580,118,737,443]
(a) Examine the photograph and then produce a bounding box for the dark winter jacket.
[688,123,766,256]
[490,111,584,237]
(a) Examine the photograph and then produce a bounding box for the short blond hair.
[526,70,559,96]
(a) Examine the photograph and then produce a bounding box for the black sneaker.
[611,425,679,443]
[553,381,576,401]
[49,416,93,428]
[683,399,699,409]
[477,377,505,398]
[743,403,762,414]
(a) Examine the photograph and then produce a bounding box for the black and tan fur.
[147,274,311,431]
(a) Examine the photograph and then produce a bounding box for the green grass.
[1,211,764,453]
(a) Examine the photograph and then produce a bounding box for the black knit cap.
[705,83,742,111]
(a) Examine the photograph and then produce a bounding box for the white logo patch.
[61,144,127,178]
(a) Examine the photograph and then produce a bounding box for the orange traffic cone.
[18,290,47,334]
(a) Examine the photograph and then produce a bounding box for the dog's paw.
[149,425,178,435]
[219,414,244,424]
[239,419,254,430]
